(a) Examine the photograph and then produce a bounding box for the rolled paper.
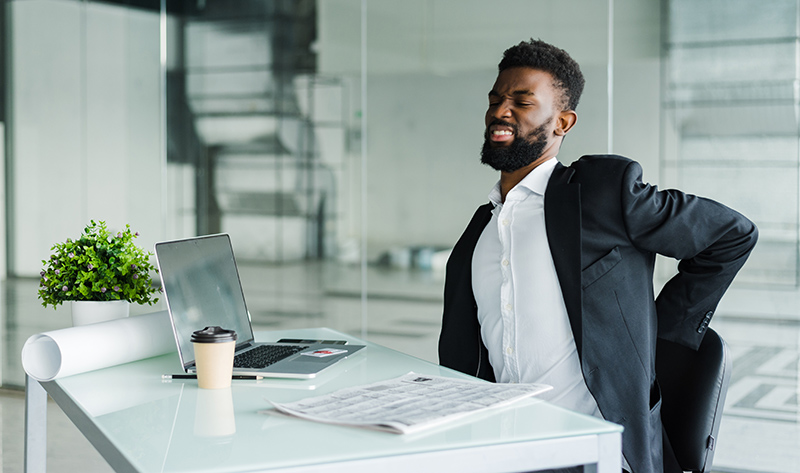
[21,310,177,381]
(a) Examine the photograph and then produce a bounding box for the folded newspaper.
[267,372,552,434]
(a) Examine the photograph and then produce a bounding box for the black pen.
[162,374,263,380]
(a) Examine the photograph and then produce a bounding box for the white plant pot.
[70,300,130,326]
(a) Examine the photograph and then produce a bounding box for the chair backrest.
[656,328,732,473]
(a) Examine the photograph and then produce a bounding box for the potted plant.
[38,220,160,325]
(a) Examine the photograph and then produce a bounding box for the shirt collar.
[488,157,559,206]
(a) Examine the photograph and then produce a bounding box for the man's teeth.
[492,130,513,136]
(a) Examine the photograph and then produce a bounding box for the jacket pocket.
[650,378,662,411]
[582,246,622,288]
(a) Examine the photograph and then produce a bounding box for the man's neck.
[499,155,555,202]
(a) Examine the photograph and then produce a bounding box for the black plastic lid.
[191,326,237,343]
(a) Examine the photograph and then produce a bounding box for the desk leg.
[24,375,47,473]
[592,431,622,473]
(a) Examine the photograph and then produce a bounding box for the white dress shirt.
[472,157,602,417]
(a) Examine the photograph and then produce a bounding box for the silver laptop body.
[154,233,363,379]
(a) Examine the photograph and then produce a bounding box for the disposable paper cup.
[191,326,237,389]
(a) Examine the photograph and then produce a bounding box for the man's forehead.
[490,68,556,94]
[488,88,535,96]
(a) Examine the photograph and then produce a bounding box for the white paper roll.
[21,310,177,381]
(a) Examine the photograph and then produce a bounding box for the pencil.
[162,374,262,380]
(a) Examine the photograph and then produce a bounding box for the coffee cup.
[191,326,237,389]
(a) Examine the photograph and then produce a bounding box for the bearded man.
[438,39,758,473]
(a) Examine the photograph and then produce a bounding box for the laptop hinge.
[235,341,254,353]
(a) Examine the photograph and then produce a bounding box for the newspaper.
[268,372,552,434]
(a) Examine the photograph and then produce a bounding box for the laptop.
[154,233,364,379]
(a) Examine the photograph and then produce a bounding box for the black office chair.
[656,327,732,473]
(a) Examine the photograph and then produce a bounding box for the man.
[438,39,757,473]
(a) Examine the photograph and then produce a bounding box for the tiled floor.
[2,262,799,472]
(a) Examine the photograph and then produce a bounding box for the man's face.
[481,67,563,173]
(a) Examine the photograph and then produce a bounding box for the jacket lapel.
[545,162,584,358]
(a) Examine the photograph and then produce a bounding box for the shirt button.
[502,259,509,266]
[505,303,513,311]
[506,347,513,355]
[502,219,510,226]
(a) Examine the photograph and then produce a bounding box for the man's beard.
[480,119,550,173]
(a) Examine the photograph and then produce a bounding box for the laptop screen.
[155,234,255,368]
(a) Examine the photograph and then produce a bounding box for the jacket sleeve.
[619,161,758,350]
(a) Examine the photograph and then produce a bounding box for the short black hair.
[498,39,585,111]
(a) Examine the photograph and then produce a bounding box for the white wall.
[9,0,162,276]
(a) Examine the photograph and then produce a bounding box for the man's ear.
[554,110,578,136]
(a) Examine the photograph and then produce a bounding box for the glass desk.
[25,328,622,472]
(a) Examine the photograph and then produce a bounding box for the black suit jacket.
[438,155,757,473]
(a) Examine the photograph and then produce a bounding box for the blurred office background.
[1,0,798,472]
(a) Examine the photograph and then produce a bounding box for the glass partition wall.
[2,0,165,388]
[660,1,800,471]
[156,0,632,363]
[2,1,798,471]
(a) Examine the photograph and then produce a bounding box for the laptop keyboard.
[234,344,309,369]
